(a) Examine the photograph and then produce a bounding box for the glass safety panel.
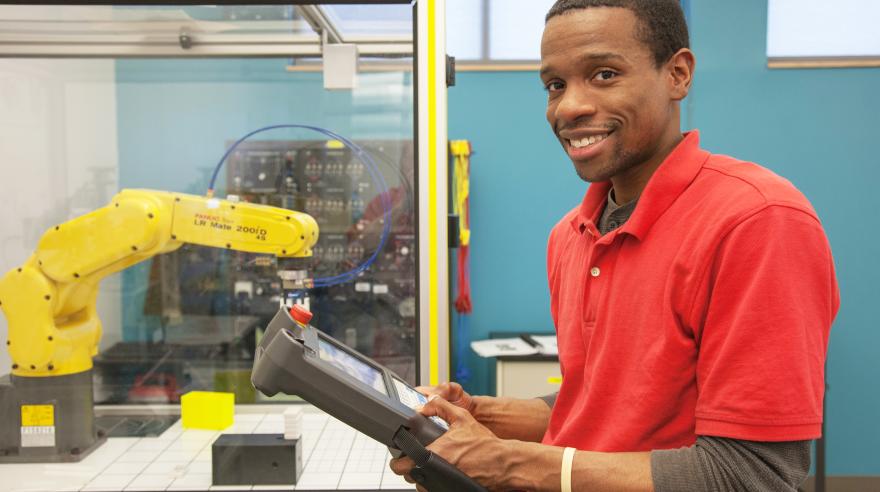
[0,2,417,407]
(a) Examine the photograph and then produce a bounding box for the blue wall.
[116,59,413,191]
[447,71,579,392]
[448,0,879,477]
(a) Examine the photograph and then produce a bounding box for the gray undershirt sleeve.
[538,392,557,408]
[651,437,812,492]
[536,397,811,490]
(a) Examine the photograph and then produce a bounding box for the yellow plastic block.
[180,391,234,430]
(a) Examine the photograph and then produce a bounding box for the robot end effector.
[277,257,313,293]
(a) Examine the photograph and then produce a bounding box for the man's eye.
[544,81,565,92]
[594,70,617,81]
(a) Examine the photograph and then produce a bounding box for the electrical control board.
[225,139,417,382]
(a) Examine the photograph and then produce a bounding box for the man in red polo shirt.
[391,0,838,490]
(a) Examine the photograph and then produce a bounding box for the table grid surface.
[0,409,415,492]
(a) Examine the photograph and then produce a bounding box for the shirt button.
[590,267,601,277]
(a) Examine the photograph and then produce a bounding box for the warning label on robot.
[21,426,55,448]
[21,404,54,426]
[20,405,56,447]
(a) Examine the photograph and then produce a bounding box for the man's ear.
[667,48,695,101]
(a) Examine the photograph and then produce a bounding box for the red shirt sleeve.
[688,204,839,441]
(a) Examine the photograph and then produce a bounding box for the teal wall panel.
[116,59,413,193]
[447,71,583,395]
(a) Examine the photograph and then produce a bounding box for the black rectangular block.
[212,433,302,486]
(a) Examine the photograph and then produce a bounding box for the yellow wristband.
[561,446,576,492]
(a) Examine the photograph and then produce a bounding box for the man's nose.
[554,86,598,124]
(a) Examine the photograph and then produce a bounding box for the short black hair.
[546,0,689,67]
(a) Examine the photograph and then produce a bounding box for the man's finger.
[414,385,441,397]
[389,456,415,476]
[417,394,468,424]
[389,457,419,485]
[415,382,453,397]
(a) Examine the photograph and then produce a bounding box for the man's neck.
[610,130,684,204]
[610,169,655,204]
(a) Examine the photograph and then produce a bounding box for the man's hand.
[419,384,552,442]
[415,382,476,414]
[389,396,653,491]
[389,395,511,491]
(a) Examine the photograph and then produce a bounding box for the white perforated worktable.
[0,406,415,492]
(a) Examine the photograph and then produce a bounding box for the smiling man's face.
[541,7,685,184]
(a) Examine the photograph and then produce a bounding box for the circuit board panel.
[225,140,417,382]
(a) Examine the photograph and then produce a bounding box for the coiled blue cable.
[207,124,392,288]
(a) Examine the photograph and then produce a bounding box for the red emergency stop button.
[290,304,313,325]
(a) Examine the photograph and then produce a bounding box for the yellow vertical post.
[426,0,439,386]
[417,0,449,386]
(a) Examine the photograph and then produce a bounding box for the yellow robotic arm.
[0,189,318,379]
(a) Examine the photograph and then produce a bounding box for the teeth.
[570,133,608,149]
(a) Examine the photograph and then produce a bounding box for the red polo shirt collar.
[570,130,710,239]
